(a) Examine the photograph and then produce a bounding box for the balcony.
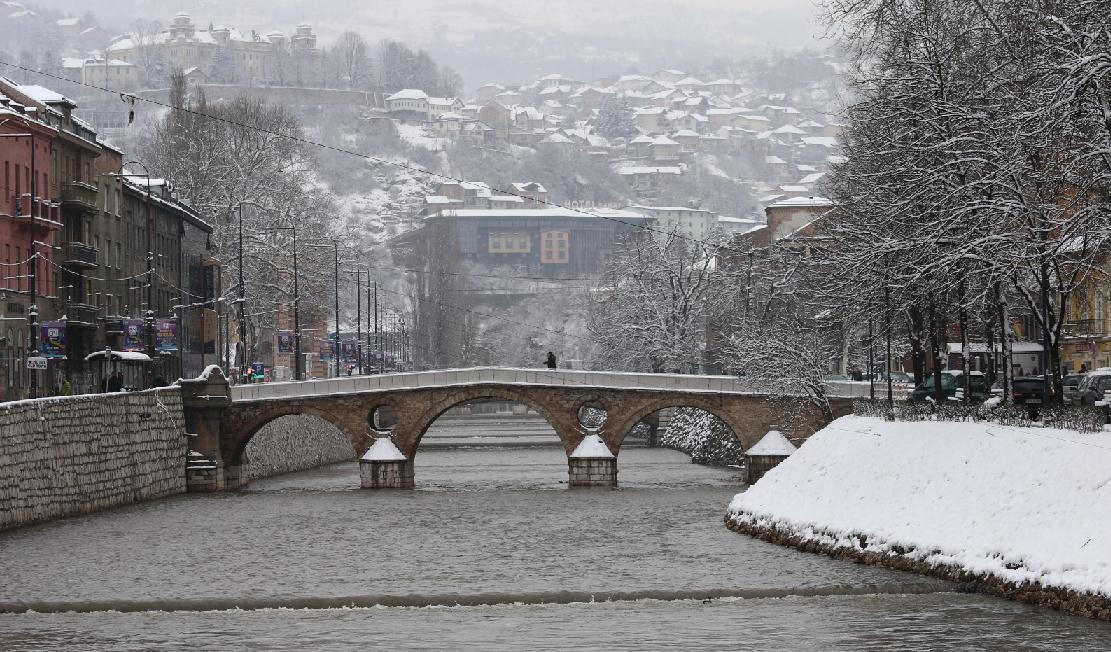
[63,241,98,269]
[1064,319,1107,338]
[60,181,99,212]
[66,303,100,328]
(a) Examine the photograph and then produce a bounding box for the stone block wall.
[0,389,187,531]
[568,458,617,487]
[241,415,357,482]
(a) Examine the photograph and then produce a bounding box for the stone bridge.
[181,367,862,490]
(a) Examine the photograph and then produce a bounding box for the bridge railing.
[229,367,890,402]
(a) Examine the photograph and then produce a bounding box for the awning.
[84,350,153,363]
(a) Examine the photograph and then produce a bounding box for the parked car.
[1011,376,1053,406]
[1076,369,1111,406]
[1062,374,1085,405]
[887,372,913,385]
[908,370,987,402]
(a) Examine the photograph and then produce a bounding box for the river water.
[1,416,1110,650]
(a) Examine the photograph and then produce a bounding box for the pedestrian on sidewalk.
[545,352,557,370]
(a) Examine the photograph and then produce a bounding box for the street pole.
[375,281,382,375]
[237,203,246,384]
[366,277,372,373]
[333,241,340,379]
[292,227,301,381]
[885,284,893,405]
[355,269,362,375]
[868,318,875,401]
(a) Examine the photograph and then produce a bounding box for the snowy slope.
[729,415,1111,597]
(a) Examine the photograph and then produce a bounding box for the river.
[1,415,1110,650]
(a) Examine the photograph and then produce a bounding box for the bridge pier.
[568,434,618,487]
[359,437,414,489]
[179,369,236,492]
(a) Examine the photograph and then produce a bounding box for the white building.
[632,205,719,241]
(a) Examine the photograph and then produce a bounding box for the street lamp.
[265,225,302,381]
[235,200,272,383]
[305,241,340,378]
[0,124,40,398]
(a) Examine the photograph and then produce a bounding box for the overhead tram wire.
[0,60,741,255]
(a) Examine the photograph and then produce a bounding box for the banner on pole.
[39,321,66,359]
[319,339,334,361]
[122,319,145,351]
[155,319,178,352]
[341,339,356,361]
[277,330,295,355]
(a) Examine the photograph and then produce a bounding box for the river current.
[1,416,1109,650]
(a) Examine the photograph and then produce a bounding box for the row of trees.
[138,71,359,366]
[577,0,1111,416]
[811,0,1111,403]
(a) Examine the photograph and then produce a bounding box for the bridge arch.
[604,395,756,452]
[226,403,366,467]
[397,387,579,457]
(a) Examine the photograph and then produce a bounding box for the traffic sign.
[26,357,48,370]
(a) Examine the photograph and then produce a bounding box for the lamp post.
[0,126,39,398]
[306,241,341,378]
[233,201,272,382]
[266,225,302,381]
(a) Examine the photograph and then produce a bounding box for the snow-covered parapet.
[197,364,224,381]
[569,434,614,459]
[361,437,407,462]
[746,429,797,456]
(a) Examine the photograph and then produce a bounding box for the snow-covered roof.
[799,172,826,184]
[634,107,666,115]
[428,96,460,107]
[490,194,525,203]
[511,182,547,193]
[768,196,833,208]
[672,129,699,138]
[747,429,797,456]
[570,434,614,459]
[15,84,73,105]
[629,134,655,144]
[798,119,825,128]
[84,350,152,362]
[802,136,839,148]
[779,185,810,193]
[361,437,407,462]
[740,114,771,122]
[676,77,705,86]
[542,132,573,144]
[424,195,458,204]
[56,17,79,26]
[765,155,787,165]
[387,89,429,101]
[617,166,682,175]
[652,135,679,146]
[773,124,806,135]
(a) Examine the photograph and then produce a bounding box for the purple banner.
[341,339,357,361]
[122,319,145,352]
[319,339,334,361]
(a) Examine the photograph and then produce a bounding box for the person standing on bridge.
[545,352,558,370]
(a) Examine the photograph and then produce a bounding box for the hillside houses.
[375,65,842,220]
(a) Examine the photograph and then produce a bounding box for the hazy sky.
[35,0,825,85]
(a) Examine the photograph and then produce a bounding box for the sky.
[35,0,825,87]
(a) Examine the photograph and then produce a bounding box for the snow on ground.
[396,123,449,151]
[729,415,1111,597]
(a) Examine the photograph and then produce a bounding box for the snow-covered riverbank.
[726,415,1111,620]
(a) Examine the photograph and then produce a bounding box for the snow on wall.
[728,415,1111,598]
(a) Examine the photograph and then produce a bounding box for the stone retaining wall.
[242,415,357,482]
[0,389,187,531]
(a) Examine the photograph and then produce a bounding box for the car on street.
[908,370,987,402]
[1011,376,1053,407]
[1076,369,1111,406]
[1062,374,1085,405]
